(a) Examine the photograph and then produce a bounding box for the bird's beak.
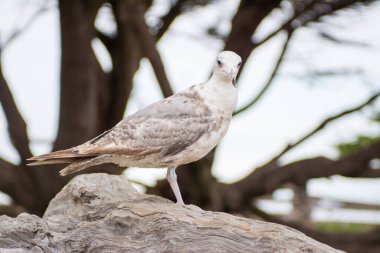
[232,77,236,87]
[229,70,237,87]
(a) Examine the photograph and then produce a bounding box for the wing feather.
[27,148,86,161]
[76,90,213,157]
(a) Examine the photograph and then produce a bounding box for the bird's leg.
[166,167,184,205]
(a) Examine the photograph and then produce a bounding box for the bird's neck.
[199,74,238,116]
[208,73,231,84]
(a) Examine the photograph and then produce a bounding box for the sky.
[0,0,379,222]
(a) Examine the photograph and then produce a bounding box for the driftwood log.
[0,173,343,253]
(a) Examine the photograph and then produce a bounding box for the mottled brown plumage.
[28,91,214,171]
[28,51,242,204]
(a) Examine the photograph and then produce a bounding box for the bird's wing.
[76,88,214,157]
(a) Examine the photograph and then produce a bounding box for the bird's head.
[212,51,242,86]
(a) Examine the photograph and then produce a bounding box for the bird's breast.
[198,83,237,117]
[168,116,231,166]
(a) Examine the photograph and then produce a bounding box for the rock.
[0,173,344,253]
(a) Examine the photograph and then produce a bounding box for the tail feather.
[59,156,104,176]
[27,148,96,167]
[27,148,83,161]
[28,158,77,166]
[27,149,106,176]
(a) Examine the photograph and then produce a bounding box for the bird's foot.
[175,200,185,206]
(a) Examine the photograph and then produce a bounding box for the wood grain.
[0,173,344,253]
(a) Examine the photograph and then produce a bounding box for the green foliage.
[336,112,380,157]
[314,222,377,233]
[336,135,379,157]
[372,112,380,123]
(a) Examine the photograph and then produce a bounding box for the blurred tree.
[0,0,379,252]
[336,113,380,156]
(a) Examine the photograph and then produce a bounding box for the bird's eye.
[237,62,242,67]
[217,60,222,66]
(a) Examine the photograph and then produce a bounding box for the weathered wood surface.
[0,173,344,253]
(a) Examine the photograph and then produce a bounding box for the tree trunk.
[55,0,107,150]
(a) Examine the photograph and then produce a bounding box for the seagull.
[28,51,242,205]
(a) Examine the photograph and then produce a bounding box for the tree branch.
[1,4,50,49]
[0,157,17,196]
[0,204,24,217]
[156,0,185,40]
[0,55,32,160]
[231,0,374,112]
[220,139,380,212]
[356,167,380,178]
[135,3,174,98]
[233,30,294,115]
[105,0,144,129]
[95,29,115,53]
[224,0,281,69]
[253,0,372,48]
[250,205,380,253]
[269,90,380,162]
[0,158,34,212]
[54,0,108,149]
[253,0,318,48]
